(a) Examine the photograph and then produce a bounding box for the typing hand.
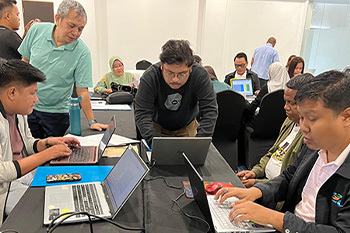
[242,178,255,188]
[46,144,72,160]
[229,200,284,232]
[236,170,256,181]
[214,187,262,206]
[48,137,81,147]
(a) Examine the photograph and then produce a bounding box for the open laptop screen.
[230,79,253,96]
[98,116,116,158]
[103,148,149,215]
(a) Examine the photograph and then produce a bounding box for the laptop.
[44,147,149,225]
[50,116,116,165]
[183,153,275,233]
[230,79,256,102]
[149,137,211,166]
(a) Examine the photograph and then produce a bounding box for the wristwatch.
[88,119,97,126]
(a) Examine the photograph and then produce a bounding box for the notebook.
[183,153,276,233]
[44,147,149,225]
[150,137,211,166]
[50,116,116,165]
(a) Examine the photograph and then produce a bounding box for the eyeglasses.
[234,63,247,68]
[163,68,191,79]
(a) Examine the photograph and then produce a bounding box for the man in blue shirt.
[251,37,280,87]
[19,0,107,138]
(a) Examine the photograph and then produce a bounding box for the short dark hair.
[288,56,305,78]
[159,39,194,67]
[0,59,46,89]
[194,55,202,64]
[295,70,350,114]
[0,0,16,19]
[286,73,314,90]
[234,52,248,62]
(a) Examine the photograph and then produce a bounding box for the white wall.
[202,0,308,80]
[16,0,308,84]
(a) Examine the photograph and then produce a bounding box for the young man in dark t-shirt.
[135,39,218,143]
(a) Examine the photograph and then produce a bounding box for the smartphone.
[46,173,82,183]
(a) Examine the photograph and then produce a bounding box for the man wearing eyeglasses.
[134,39,218,144]
[224,52,260,94]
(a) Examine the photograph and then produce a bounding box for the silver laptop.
[230,79,256,102]
[50,116,116,165]
[44,147,149,225]
[183,153,275,233]
[150,137,211,166]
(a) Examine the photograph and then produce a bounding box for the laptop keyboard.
[207,195,253,230]
[69,147,90,162]
[72,183,104,217]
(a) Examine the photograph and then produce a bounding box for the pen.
[141,139,152,152]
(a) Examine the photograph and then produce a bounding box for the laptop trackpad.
[49,193,71,204]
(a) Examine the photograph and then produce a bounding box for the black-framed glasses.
[234,63,246,68]
[163,68,191,79]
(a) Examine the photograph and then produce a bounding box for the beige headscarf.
[267,62,290,93]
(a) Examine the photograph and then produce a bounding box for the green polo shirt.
[18,22,92,113]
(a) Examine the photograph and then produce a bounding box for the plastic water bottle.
[69,96,83,135]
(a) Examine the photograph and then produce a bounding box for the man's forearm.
[76,87,94,122]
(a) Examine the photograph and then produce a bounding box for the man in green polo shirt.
[18,0,107,138]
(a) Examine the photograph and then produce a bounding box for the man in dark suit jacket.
[224,52,260,94]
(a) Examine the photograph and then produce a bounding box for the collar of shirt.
[318,143,350,167]
[46,25,79,51]
[234,70,247,79]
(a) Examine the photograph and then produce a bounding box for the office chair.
[136,60,152,70]
[240,89,286,169]
[212,90,245,172]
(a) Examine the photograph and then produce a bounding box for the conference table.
[0,105,244,233]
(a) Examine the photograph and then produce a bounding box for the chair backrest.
[252,89,286,139]
[136,60,152,70]
[213,90,245,140]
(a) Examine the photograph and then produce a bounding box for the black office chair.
[212,90,245,172]
[136,60,152,70]
[240,89,286,169]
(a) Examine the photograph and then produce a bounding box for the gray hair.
[57,0,87,21]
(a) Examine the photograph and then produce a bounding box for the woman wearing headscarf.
[204,65,232,93]
[94,56,135,94]
[246,62,290,114]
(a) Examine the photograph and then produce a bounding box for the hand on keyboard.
[45,143,72,160]
[214,186,262,206]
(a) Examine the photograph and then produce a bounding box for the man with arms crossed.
[18,0,106,138]
[0,59,79,224]
[215,70,350,232]
[135,39,218,143]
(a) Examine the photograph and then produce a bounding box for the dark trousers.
[28,109,69,139]
[259,78,268,88]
